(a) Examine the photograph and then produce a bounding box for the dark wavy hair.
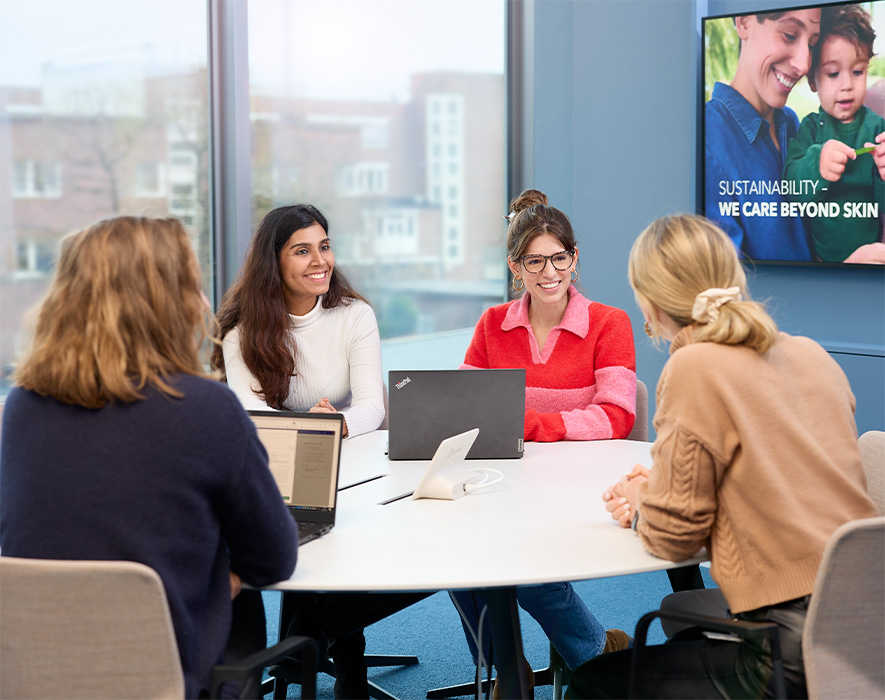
[210,204,366,409]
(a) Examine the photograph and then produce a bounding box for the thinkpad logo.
[395,377,411,390]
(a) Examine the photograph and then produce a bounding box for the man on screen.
[705,8,820,261]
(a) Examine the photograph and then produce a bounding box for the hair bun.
[509,188,548,216]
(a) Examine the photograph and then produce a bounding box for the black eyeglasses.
[518,250,575,274]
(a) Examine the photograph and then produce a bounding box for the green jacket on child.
[784,105,885,262]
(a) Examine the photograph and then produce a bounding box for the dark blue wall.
[531,0,884,435]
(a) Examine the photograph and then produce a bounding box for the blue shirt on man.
[705,81,812,262]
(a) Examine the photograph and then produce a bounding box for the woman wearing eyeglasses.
[451,189,637,696]
[466,188,637,443]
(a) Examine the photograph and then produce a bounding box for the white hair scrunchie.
[691,286,742,324]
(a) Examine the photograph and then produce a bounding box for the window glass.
[0,0,209,395]
[247,0,506,362]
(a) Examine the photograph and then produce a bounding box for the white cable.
[448,591,492,695]
[477,604,489,697]
[464,468,504,494]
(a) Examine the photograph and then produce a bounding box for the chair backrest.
[626,379,649,442]
[858,430,884,514]
[802,516,885,700]
[0,557,185,700]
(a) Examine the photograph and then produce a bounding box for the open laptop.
[387,369,526,460]
[248,410,344,544]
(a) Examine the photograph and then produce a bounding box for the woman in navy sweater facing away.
[0,217,298,699]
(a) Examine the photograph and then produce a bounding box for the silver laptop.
[248,410,344,544]
[387,369,526,460]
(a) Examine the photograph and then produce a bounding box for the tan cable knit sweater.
[637,328,878,613]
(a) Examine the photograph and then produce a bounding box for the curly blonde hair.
[15,216,213,407]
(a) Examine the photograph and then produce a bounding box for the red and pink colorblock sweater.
[463,286,636,442]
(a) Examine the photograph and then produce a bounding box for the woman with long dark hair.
[212,204,423,698]
[211,203,384,438]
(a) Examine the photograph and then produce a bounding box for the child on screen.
[784,3,885,263]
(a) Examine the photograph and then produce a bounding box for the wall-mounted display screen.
[703,1,885,265]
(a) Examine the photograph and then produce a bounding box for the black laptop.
[248,410,344,544]
[387,369,526,460]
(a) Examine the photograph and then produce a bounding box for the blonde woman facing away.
[0,217,298,699]
[564,214,877,699]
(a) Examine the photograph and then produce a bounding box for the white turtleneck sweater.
[222,297,385,438]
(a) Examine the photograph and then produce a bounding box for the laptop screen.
[248,411,342,513]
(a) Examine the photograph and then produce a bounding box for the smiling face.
[508,233,577,316]
[733,9,821,119]
[277,222,335,315]
[811,34,869,124]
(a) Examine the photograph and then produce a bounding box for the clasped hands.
[309,398,349,437]
[602,464,650,529]
[309,397,338,414]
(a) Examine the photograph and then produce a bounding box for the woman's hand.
[229,571,242,600]
[602,464,650,528]
[309,397,337,413]
[309,398,349,437]
[602,479,632,528]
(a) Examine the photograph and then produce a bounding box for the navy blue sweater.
[0,375,299,698]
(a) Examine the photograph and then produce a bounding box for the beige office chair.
[0,557,317,700]
[626,516,885,699]
[803,515,885,699]
[858,430,884,514]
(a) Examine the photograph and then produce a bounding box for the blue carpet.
[262,567,716,699]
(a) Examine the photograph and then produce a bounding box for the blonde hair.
[628,214,778,353]
[15,216,214,407]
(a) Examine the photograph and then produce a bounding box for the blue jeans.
[451,582,606,671]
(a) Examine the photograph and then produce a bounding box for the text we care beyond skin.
[717,179,879,219]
